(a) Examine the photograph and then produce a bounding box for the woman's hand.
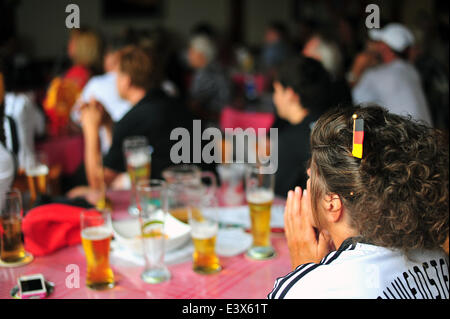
[284,186,333,270]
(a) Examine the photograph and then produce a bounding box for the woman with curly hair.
[269,105,449,299]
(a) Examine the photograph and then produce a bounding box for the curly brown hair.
[309,105,448,252]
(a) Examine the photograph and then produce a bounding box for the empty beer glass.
[163,164,216,223]
[0,189,32,265]
[123,136,152,217]
[245,164,275,260]
[136,179,171,284]
[80,210,115,290]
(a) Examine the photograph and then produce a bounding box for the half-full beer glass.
[137,179,171,284]
[245,164,275,260]
[185,184,221,274]
[0,190,28,263]
[123,136,152,217]
[80,210,115,290]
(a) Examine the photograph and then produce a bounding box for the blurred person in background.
[409,23,449,131]
[0,66,16,196]
[302,33,352,107]
[71,37,131,156]
[65,28,103,88]
[43,28,102,136]
[260,21,292,76]
[68,45,189,202]
[272,56,333,197]
[2,54,45,171]
[187,35,231,124]
[349,23,432,126]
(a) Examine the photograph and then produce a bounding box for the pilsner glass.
[80,210,115,290]
[123,136,152,217]
[0,190,27,263]
[245,164,276,260]
[184,184,221,274]
[25,152,49,207]
[137,179,171,284]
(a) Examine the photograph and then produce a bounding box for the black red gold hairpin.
[352,114,364,159]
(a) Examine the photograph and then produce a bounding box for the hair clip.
[352,114,364,159]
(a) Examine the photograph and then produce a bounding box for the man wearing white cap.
[349,23,432,126]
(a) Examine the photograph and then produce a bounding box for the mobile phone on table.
[17,274,47,299]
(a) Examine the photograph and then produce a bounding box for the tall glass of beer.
[123,136,152,217]
[136,179,171,284]
[245,164,275,260]
[80,210,115,290]
[184,184,221,274]
[0,189,28,264]
[25,152,49,208]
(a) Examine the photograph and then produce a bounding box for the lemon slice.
[141,220,167,238]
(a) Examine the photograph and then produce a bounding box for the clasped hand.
[284,186,334,270]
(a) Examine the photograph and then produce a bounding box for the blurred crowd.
[1,4,449,202]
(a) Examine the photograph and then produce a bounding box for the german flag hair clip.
[352,114,364,159]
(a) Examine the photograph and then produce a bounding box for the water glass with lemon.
[136,179,171,284]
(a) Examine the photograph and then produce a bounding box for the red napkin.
[22,204,85,256]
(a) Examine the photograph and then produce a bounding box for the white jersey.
[268,238,449,299]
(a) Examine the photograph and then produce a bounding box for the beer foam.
[191,222,218,239]
[82,226,112,240]
[246,189,274,203]
[127,152,150,168]
[26,164,49,176]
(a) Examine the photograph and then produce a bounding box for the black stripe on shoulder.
[272,240,358,298]
[268,263,312,299]
[278,263,322,299]
[323,242,355,265]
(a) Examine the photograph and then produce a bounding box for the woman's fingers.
[284,190,294,235]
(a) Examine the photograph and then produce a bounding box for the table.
[0,191,291,299]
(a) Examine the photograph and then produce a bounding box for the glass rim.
[136,179,167,192]
[2,188,21,198]
[245,163,274,175]
[80,209,109,218]
[123,136,149,148]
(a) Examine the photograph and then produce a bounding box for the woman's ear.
[321,194,343,223]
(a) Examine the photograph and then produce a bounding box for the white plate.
[112,214,191,255]
[216,228,252,257]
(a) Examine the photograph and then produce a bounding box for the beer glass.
[136,179,171,284]
[245,164,275,260]
[184,184,221,274]
[163,164,216,223]
[25,152,49,207]
[0,190,28,264]
[80,210,115,290]
[123,136,152,217]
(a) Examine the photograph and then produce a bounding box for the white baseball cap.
[368,23,415,52]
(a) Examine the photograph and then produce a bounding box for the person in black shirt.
[70,45,189,201]
[272,56,334,196]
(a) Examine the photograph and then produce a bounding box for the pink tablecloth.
[35,134,84,175]
[0,190,290,299]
